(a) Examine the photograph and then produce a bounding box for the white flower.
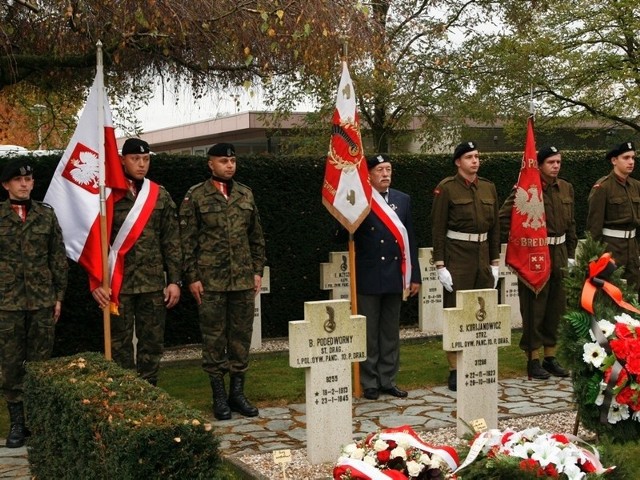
[363,455,377,466]
[390,445,407,460]
[530,441,562,468]
[582,342,607,368]
[607,400,631,423]
[373,438,388,452]
[343,443,358,455]
[562,462,587,480]
[589,319,615,340]
[406,460,424,477]
[614,312,640,327]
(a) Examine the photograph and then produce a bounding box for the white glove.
[568,258,576,268]
[437,267,454,292]
[491,265,500,288]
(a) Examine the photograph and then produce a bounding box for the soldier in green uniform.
[0,159,68,448]
[179,143,266,421]
[500,146,576,379]
[587,141,640,291]
[431,141,500,391]
[91,138,182,386]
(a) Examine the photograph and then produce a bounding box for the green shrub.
[24,352,221,479]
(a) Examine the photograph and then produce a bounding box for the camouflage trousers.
[198,289,254,378]
[112,291,166,384]
[0,308,55,402]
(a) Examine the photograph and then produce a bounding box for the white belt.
[602,228,636,239]
[547,234,566,245]
[446,230,488,242]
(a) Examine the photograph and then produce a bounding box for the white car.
[0,145,30,157]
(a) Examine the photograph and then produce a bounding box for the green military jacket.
[113,184,182,294]
[0,200,68,310]
[179,179,266,291]
[431,173,500,265]
[586,171,640,241]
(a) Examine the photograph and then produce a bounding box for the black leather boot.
[228,375,259,417]
[6,402,27,448]
[210,377,232,420]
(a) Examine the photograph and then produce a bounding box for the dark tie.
[381,191,388,203]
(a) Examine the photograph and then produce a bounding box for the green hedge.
[0,151,614,354]
[24,352,221,479]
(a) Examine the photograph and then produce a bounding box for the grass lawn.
[3,331,640,476]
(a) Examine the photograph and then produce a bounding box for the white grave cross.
[418,247,444,333]
[320,251,351,300]
[442,289,511,437]
[250,266,270,350]
[499,244,522,329]
[289,299,366,464]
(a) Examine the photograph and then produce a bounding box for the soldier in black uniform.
[587,141,640,292]
[431,142,500,391]
[0,159,68,448]
[500,146,576,379]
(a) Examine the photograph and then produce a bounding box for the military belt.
[446,230,488,242]
[546,234,566,245]
[602,228,636,239]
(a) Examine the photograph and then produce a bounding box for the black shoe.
[381,386,408,398]
[363,388,379,400]
[527,359,551,380]
[448,370,457,392]
[542,357,570,377]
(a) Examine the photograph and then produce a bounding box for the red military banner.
[322,61,372,233]
[505,117,551,293]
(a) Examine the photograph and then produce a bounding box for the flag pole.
[527,86,535,379]
[341,39,363,398]
[96,40,113,360]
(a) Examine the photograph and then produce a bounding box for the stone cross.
[442,289,511,437]
[289,299,366,464]
[250,266,271,350]
[418,247,444,333]
[499,244,522,329]
[320,251,351,300]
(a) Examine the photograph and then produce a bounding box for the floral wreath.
[333,425,458,480]
[454,426,614,479]
[561,235,640,442]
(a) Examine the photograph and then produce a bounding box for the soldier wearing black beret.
[0,157,68,448]
[587,141,640,292]
[500,146,576,380]
[91,137,182,387]
[432,141,500,391]
[179,142,266,420]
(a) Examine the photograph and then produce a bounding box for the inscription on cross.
[418,247,443,333]
[442,289,511,437]
[499,244,522,329]
[250,266,270,350]
[289,299,366,464]
[320,251,351,300]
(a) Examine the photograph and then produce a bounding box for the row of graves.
[249,242,626,479]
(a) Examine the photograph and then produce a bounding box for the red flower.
[626,351,640,375]
[377,449,391,463]
[614,322,634,339]
[519,458,539,472]
[610,338,632,361]
[544,463,559,477]
[604,366,628,387]
[616,386,634,406]
[550,433,569,444]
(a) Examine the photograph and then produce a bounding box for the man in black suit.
[336,154,421,400]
